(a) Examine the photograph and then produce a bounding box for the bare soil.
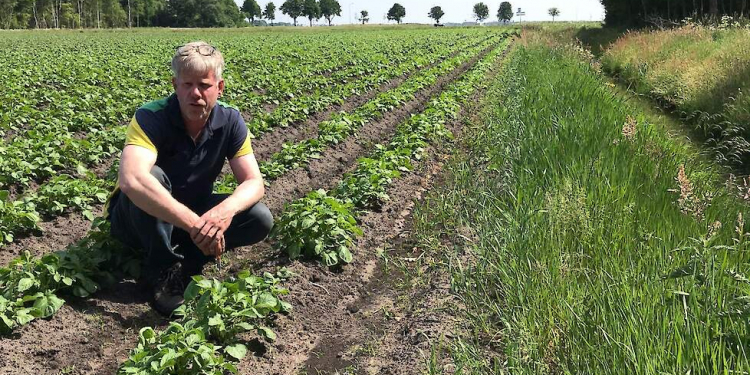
[0,40,511,375]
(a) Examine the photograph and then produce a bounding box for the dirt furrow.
[243,36,495,163]
[297,45,512,375]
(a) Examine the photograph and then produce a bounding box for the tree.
[318,0,339,26]
[386,2,404,24]
[473,2,488,22]
[427,5,443,24]
[498,1,512,23]
[548,7,559,21]
[262,1,275,25]
[280,0,302,25]
[302,0,319,26]
[357,9,368,24]
[241,0,261,23]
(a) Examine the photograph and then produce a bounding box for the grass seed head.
[622,116,637,141]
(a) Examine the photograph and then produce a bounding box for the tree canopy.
[387,3,405,24]
[473,2,489,22]
[357,9,369,24]
[498,1,513,22]
[428,6,444,24]
[242,0,262,22]
[263,2,276,24]
[302,0,320,26]
[0,0,250,28]
[548,7,560,21]
[319,0,341,26]
[280,0,303,26]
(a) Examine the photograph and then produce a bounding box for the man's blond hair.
[172,41,225,80]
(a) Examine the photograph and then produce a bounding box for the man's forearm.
[216,178,265,217]
[121,173,199,231]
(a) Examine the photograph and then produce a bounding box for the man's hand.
[190,205,233,257]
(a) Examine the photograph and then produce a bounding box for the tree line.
[0,0,339,29]
[601,0,749,26]
[0,0,521,29]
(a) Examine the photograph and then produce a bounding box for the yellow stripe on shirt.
[232,134,254,159]
[125,117,157,153]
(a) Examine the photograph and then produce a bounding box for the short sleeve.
[125,110,160,154]
[228,114,253,159]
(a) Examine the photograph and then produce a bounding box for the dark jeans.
[108,166,273,283]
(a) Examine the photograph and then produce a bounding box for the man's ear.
[172,76,177,91]
[218,79,225,96]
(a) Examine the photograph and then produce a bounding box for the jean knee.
[253,202,274,239]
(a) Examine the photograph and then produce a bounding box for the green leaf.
[338,246,353,263]
[82,210,94,221]
[208,314,223,326]
[0,313,14,330]
[17,277,35,293]
[235,322,255,332]
[259,326,277,341]
[225,344,247,360]
[255,293,278,310]
[15,309,34,325]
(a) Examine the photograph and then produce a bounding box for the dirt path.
[0,39,511,375]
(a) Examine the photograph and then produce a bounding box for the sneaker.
[152,262,188,316]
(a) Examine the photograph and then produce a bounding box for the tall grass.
[415,41,750,373]
[601,26,750,168]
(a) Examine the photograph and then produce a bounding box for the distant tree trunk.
[127,0,131,27]
[78,0,83,28]
[742,0,748,17]
[710,0,718,18]
[32,1,39,28]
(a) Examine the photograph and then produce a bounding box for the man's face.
[172,69,224,125]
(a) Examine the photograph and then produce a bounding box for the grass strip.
[415,40,750,373]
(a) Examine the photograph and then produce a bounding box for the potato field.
[6,22,750,375]
[0,27,516,374]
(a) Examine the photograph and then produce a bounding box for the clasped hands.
[189,206,232,258]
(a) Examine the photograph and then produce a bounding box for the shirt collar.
[167,93,223,135]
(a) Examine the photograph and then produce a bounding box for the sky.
[235,0,605,25]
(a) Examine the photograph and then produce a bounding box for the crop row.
[272,38,512,266]
[215,32,506,192]
[243,34,491,135]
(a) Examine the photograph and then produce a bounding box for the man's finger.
[190,219,207,240]
[206,226,220,241]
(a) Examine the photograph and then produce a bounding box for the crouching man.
[107,41,272,316]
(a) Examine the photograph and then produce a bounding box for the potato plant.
[120,269,292,374]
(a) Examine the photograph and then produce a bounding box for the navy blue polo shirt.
[109,93,253,210]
